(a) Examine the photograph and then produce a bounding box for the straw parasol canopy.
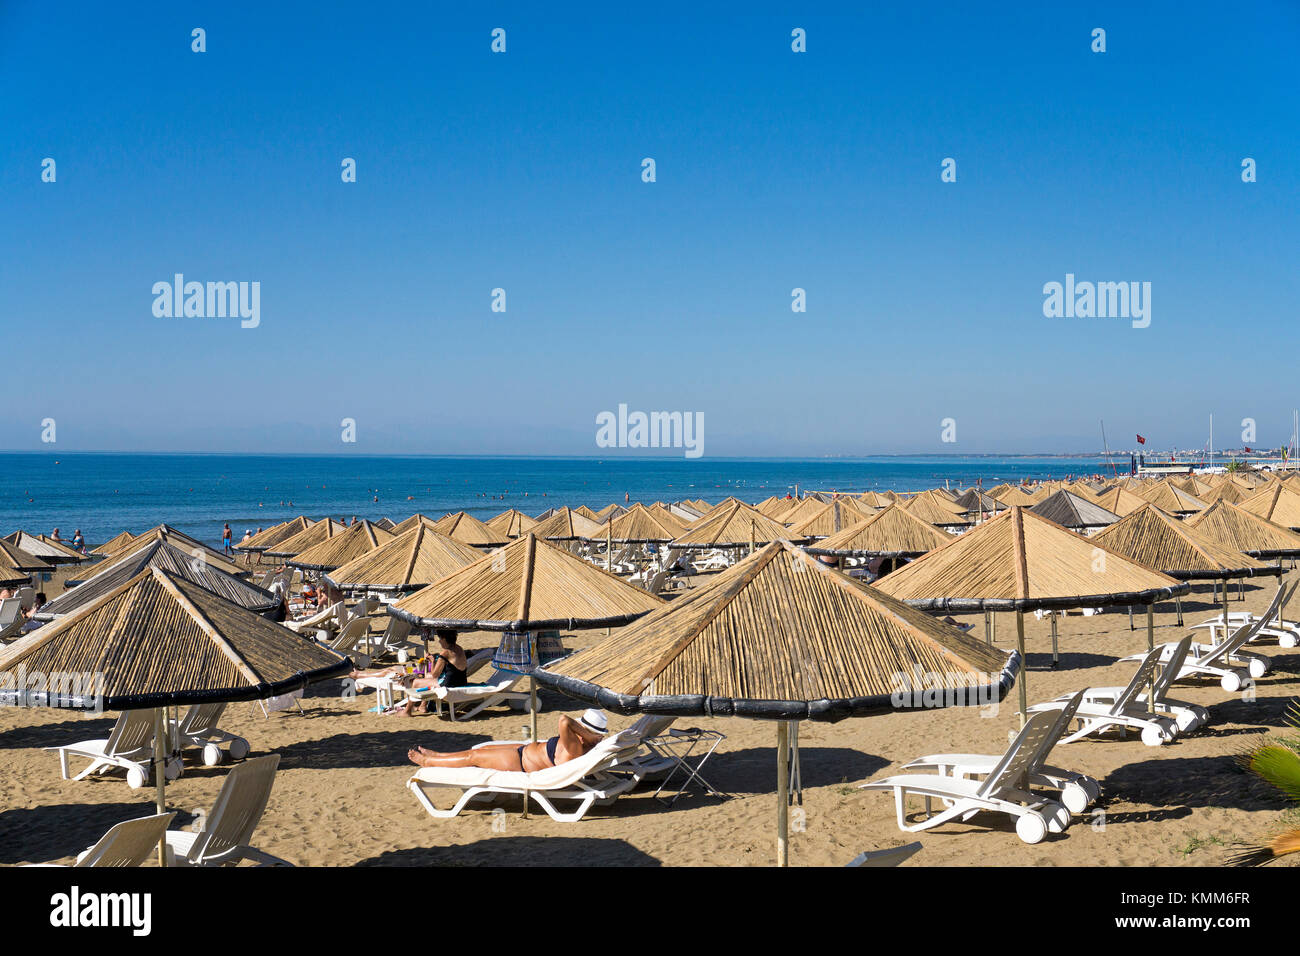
[287,519,394,572]
[323,525,481,594]
[594,504,627,521]
[235,517,314,554]
[788,499,871,540]
[1203,481,1247,504]
[433,511,509,548]
[101,526,242,577]
[1091,504,1279,581]
[874,507,1187,613]
[0,538,52,576]
[391,514,439,535]
[1186,500,1300,558]
[536,539,1019,866]
[992,486,1043,507]
[778,496,835,527]
[1091,485,1151,518]
[1239,483,1300,531]
[901,493,971,528]
[692,496,748,520]
[91,530,136,557]
[953,489,1008,515]
[264,517,346,559]
[0,566,350,711]
[599,503,688,544]
[672,502,797,550]
[486,509,540,538]
[754,495,794,518]
[3,531,87,566]
[573,505,601,521]
[804,503,952,558]
[375,517,397,531]
[526,507,605,543]
[858,491,895,509]
[37,538,280,620]
[1029,490,1121,532]
[388,533,665,631]
[1133,482,1208,515]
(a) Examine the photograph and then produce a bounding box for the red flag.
[1244,446,1252,453]
[1136,434,1146,444]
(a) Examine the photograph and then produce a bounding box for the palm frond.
[1226,829,1300,867]
[1247,744,1300,803]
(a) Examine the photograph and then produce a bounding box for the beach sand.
[2,564,1298,867]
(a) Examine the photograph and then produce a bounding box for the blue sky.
[2,2,1297,457]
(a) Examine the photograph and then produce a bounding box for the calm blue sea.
[0,453,1111,549]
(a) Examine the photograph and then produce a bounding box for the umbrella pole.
[1222,580,1229,644]
[1147,604,1156,706]
[153,707,168,867]
[776,722,789,867]
[1050,613,1059,669]
[1176,596,1184,626]
[1016,610,1027,728]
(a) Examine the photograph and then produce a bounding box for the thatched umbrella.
[777,496,835,527]
[953,488,1008,518]
[788,499,873,541]
[1093,503,1280,642]
[573,505,601,522]
[601,503,688,544]
[264,517,346,559]
[1240,483,1300,531]
[754,496,794,518]
[527,507,605,544]
[0,539,52,588]
[1187,499,1300,628]
[1091,486,1152,518]
[4,531,88,567]
[874,507,1187,722]
[536,539,1020,865]
[389,533,665,740]
[1030,490,1121,534]
[235,517,314,561]
[94,526,242,578]
[433,511,509,548]
[804,503,951,560]
[672,502,796,557]
[594,503,628,522]
[901,493,972,529]
[1134,482,1208,516]
[90,530,136,557]
[323,525,481,595]
[391,513,439,535]
[39,538,279,620]
[0,567,349,864]
[486,509,540,538]
[375,517,397,531]
[287,519,393,572]
[992,486,1043,507]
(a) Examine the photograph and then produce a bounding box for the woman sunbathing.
[407,709,609,771]
[352,630,469,717]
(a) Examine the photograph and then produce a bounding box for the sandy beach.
[3,563,1296,868]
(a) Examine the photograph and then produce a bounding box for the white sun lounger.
[285,601,344,636]
[407,729,642,822]
[1120,605,1275,693]
[46,709,171,789]
[164,754,292,866]
[1029,647,1178,746]
[0,598,24,642]
[899,691,1099,814]
[418,666,529,721]
[860,710,1072,844]
[170,702,251,766]
[25,812,177,867]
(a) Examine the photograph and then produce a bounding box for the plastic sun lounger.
[25,812,177,868]
[416,668,530,721]
[357,648,495,712]
[164,755,292,867]
[860,710,1072,844]
[1029,647,1178,746]
[45,709,175,789]
[1047,636,1208,737]
[1189,580,1298,647]
[1119,597,1279,693]
[407,730,643,823]
[900,691,1100,814]
[170,702,251,766]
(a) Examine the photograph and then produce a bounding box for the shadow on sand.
[357,835,662,867]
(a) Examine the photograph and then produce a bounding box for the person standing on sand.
[222,523,233,555]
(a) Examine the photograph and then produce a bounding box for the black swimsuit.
[436,653,468,688]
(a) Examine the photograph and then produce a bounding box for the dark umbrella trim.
[385,605,654,632]
[0,659,351,712]
[535,652,1022,724]
[802,547,929,558]
[892,583,1191,613]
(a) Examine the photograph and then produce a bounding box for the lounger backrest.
[1108,647,1166,713]
[109,709,159,757]
[77,812,176,867]
[178,702,227,737]
[330,616,370,653]
[1202,613,1270,666]
[381,617,411,648]
[0,598,21,627]
[189,754,280,865]
[625,714,676,740]
[978,710,1061,798]
[1150,636,1193,699]
[1025,691,1084,779]
[465,648,493,676]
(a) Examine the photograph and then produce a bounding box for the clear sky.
[2,2,1297,457]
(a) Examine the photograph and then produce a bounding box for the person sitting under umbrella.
[353,629,469,717]
[407,709,608,770]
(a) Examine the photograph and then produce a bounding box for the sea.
[0,453,1111,550]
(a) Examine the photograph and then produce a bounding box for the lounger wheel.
[1016,811,1048,844]
[1247,658,1268,679]
[164,757,184,780]
[1220,672,1242,693]
[202,743,225,767]
[228,737,250,760]
[1042,800,1070,833]
[1280,634,1297,648]
[1140,725,1169,747]
[126,767,147,789]
[1061,782,1091,815]
[1174,710,1203,733]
